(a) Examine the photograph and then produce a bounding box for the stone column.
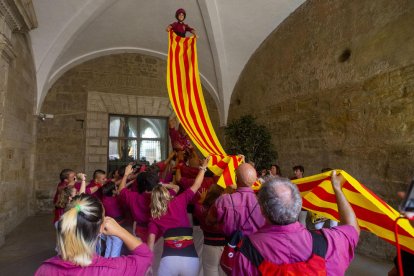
[0,0,37,246]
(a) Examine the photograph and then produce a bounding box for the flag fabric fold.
[166,31,242,187]
[292,170,414,254]
[166,31,413,251]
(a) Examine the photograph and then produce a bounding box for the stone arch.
[39,47,223,125]
[35,53,222,210]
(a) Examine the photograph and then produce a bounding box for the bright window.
[108,115,168,173]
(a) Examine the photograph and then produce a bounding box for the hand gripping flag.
[167,31,246,188]
[292,170,414,254]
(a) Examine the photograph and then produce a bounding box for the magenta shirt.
[170,21,194,37]
[35,243,153,276]
[194,202,222,234]
[119,189,151,225]
[156,161,173,184]
[169,127,192,151]
[86,180,103,199]
[148,189,195,236]
[102,196,123,220]
[233,223,359,276]
[212,187,265,237]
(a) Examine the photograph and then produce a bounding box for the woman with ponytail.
[35,194,153,275]
[147,156,210,276]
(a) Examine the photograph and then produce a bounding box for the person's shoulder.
[323,224,358,237]
[321,225,359,247]
[215,193,232,206]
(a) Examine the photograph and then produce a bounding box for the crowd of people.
[35,117,413,275]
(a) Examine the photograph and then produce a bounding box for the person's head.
[175,8,186,22]
[321,168,332,173]
[93,170,106,184]
[270,164,282,176]
[117,165,126,178]
[150,185,172,219]
[235,163,257,188]
[136,171,159,194]
[101,181,116,197]
[203,184,225,208]
[260,168,267,177]
[258,177,302,225]
[56,186,77,209]
[293,165,304,178]
[109,169,120,180]
[188,152,201,168]
[57,194,104,266]
[60,169,76,183]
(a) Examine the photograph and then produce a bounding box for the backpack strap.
[238,236,264,268]
[240,230,327,269]
[310,230,328,258]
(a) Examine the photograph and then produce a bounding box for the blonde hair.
[55,186,75,209]
[150,185,172,219]
[57,194,103,267]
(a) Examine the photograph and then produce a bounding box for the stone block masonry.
[0,12,37,247]
[229,0,414,260]
[35,53,221,214]
[85,92,172,178]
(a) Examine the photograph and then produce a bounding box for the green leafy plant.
[224,115,277,170]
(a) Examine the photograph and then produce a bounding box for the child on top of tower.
[166,8,197,38]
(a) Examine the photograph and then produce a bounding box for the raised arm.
[164,151,176,165]
[147,233,156,251]
[78,173,86,194]
[102,217,142,250]
[118,164,133,192]
[190,156,210,193]
[332,170,360,235]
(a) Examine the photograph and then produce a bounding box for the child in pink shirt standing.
[147,156,210,276]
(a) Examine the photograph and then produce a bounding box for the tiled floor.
[0,214,393,276]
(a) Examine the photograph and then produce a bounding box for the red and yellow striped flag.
[167,31,243,188]
[292,170,414,254]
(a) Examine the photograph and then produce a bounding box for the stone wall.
[0,32,37,246]
[85,92,172,178]
[35,53,220,211]
[229,0,414,260]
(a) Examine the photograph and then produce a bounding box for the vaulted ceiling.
[31,0,304,124]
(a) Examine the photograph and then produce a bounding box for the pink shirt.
[169,127,192,151]
[180,165,199,179]
[156,161,173,184]
[119,189,151,226]
[212,187,265,237]
[148,189,195,236]
[86,180,103,199]
[170,21,194,37]
[194,202,222,234]
[35,244,153,276]
[233,223,359,276]
[102,196,123,220]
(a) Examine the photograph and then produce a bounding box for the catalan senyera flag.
[167,31,253,188]
[292,170,414,254]
[166,31,411,252]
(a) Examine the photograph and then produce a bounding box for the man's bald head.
[236,163,257,187]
